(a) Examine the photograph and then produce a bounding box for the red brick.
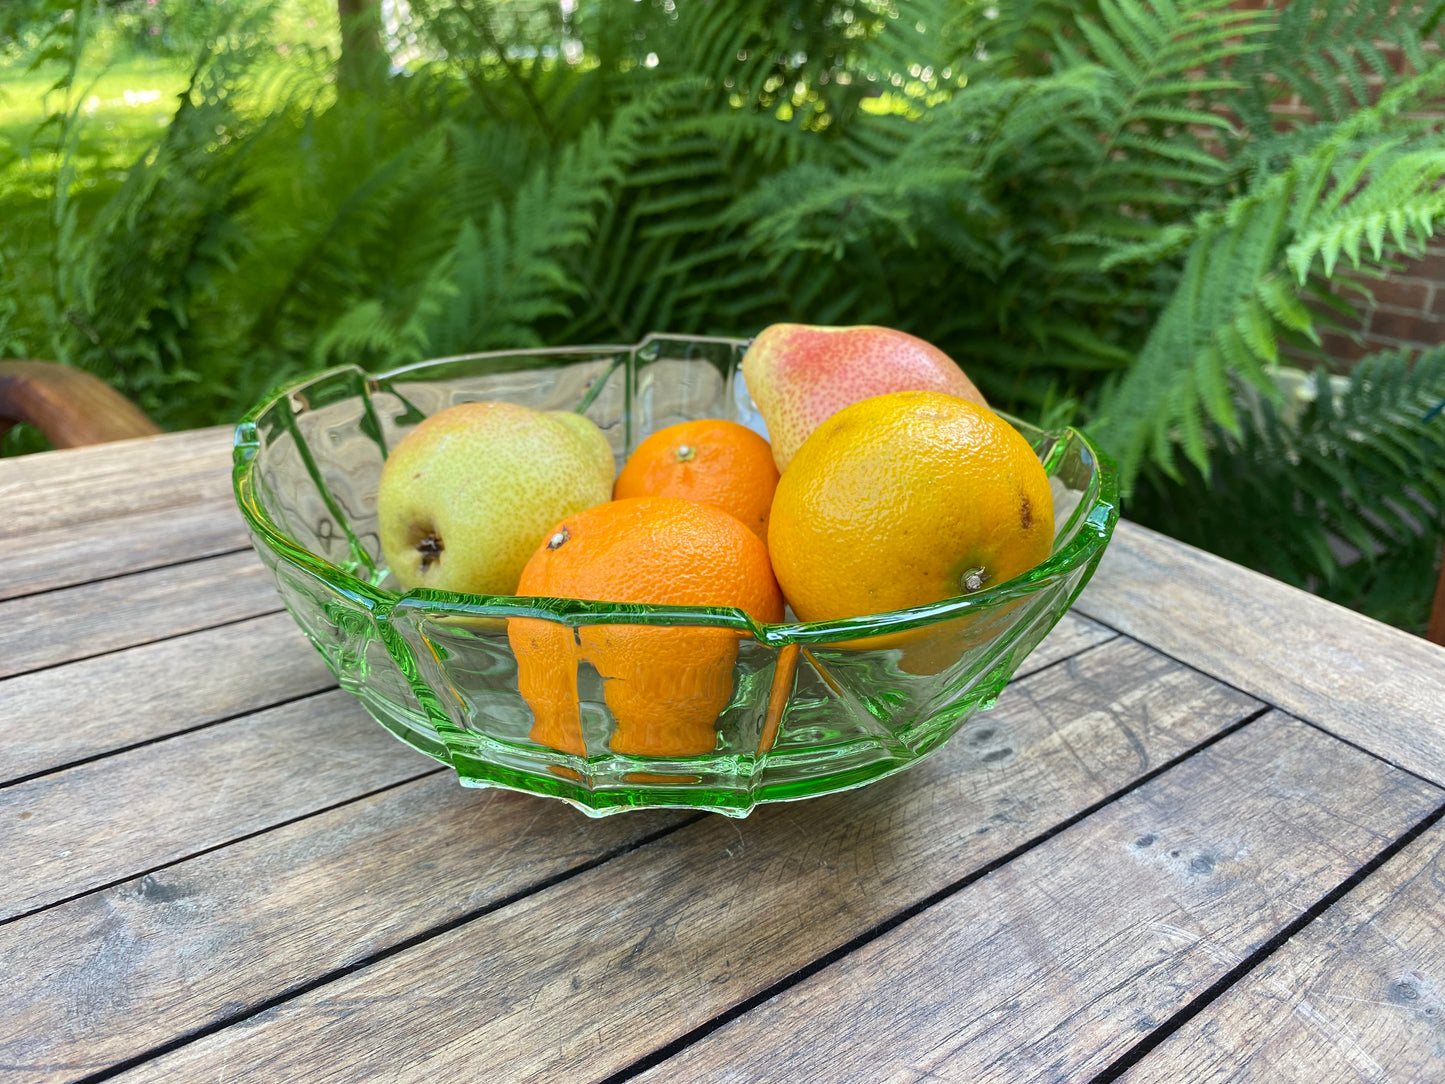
[1378,43,1408,75]
[1432,289,1445,320]
[1365,308,1445,344]
[1370,277,1432,311]
[1362,334,1418,357]
[1399,251,1445,282]
[1319,331,1375,364]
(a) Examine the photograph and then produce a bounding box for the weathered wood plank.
[0,612,335,786]
[0,549,280,680]
[634,713,1443,1084]
[109,637,1261,1083]
[1014,609,1115,675]
[1078,520,1445,787]
[1120,818,1445,1084]
[0,689,432,922]
[0,619,1109,1083]
[0,425,233,540]
[0,775,684,1084]
[0,495,247,601]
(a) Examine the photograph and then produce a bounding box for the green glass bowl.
[233,334,1118,817]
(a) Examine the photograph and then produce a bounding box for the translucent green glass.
[233,335,1119,817]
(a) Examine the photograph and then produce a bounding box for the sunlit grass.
[1,56,190,218]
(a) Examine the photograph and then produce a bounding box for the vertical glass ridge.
[279,388,379,576]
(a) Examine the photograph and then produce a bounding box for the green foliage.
[3,0,1445,630]
[37,2,284,424]
[1127,348,1445,636]
[1091,69,1445,490]
[0,242,22,358]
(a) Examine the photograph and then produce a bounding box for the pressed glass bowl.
[233,334,1118,817]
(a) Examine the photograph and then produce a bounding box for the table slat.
[1015,610,1116,674]
[0,426,233,540]
[109,637,1260,1083]
[0,775,685,1084]
[0,496,247,601]
[634,713,1442,1084]
[1121,818,1445,1084]
[1078,520,1445,786]
[0,612,335,786]
[0,689,429,922]
[0,614,1109,1081]
[0,549,280,680]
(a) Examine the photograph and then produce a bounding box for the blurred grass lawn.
[0,3,335,454]
[1,57,189,284]
[0,0,336,231]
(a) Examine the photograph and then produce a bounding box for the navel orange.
[767,391,1054,658]
[509,497,784,757]
[613,419,779,540]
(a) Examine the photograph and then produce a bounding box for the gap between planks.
[0,549,282,681]
[0,426,235,541]
[620,713,1445,1084]
[1114,812,1445,1083]
[0,496,249,602]
[81,638,1262,1084]
[0,611,336,789]
[1076,519,1445,789]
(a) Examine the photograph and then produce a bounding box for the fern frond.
[1129,348,1445,634]
[1090,59,1445,491]
[1287,146,1445,279]
[1228,0,1445,137]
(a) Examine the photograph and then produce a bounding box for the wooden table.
[5,426,1445,1083]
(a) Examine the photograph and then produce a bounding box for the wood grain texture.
[0,612,335,785]
[0,425,232,540]
[0,549,280,680]
[1012,610,1116,675]
[1078,520,1445,786]
[0,775,684,1084]
[111,638,1261,1083]
[0,689,430,922]
[1121,818,1445,1083]
[0,622,1107,1081]
[0,495,247,600]
[636,713,1443,1084]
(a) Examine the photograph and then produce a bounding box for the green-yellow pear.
[377,401,614,595]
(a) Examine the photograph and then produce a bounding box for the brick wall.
[1319,246,1445,366]
[1232,1,1445,367]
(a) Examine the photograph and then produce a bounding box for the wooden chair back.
[0,360,160,449]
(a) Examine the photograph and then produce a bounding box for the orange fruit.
[613,419,780,540]
[767,391,1054,650]
[508,497,784,758]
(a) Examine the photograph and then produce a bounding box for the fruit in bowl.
[232,333,1117,817]
[377,401,613,595]
[510,496,783,758]
[769,389,1056,673]
[741,323,988,469]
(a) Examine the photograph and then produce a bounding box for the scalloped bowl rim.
[231,336,1120,644]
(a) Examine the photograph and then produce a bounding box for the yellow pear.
[377,401,614,595]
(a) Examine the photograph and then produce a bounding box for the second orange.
[614,418,779,540]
